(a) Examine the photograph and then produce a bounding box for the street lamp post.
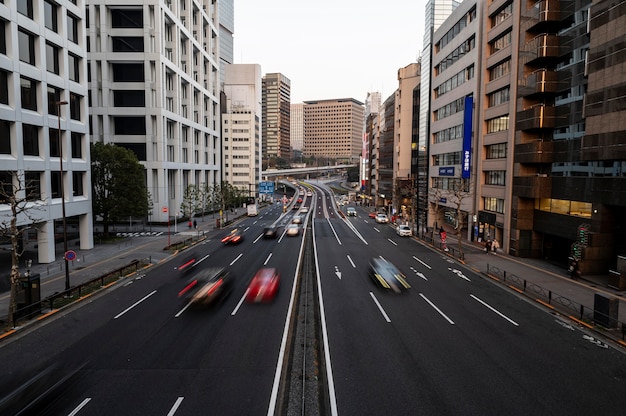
[56,100,70,291]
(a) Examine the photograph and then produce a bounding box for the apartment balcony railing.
[522,34,560,65]
[518,69,561,97]
[512,175,552,199]
[516,104,557,131]
[521,0,562,33]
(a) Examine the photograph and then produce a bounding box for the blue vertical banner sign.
[462,96,473,179]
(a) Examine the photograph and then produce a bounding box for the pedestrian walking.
[485,240,492,254]
[492,239,499,254]
[569,259,580,280]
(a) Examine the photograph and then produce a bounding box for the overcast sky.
[233,0,425,104]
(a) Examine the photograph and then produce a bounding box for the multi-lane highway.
[1,180,625,415]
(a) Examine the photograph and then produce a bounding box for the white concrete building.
[222,64,262,192]
[86,0,222,223]
[0,0,93,264]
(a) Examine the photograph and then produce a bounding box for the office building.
[303,98,364,165]
[87,1,221,223]
[262,73,291,164]
[222,64,262,192]
[290,103,304,158]
[0,0,94,264]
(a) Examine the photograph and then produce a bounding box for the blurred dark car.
[221,228,243,244]
[368,257,411,293]
[263,224,281,238]
[179,267,233,307]
[246,268,280,303]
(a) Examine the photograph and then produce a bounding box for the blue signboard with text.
[259,181,275,194]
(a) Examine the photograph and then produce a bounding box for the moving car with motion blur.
[375,213,389,224]
[246,268,280,303]
[368,257,411,293]
[286,223,300,236]
[292,215,303,224]
[179,267,233,307]
[346,207,357,216]
[177,255,197,275]
[368,211,378,219]
[263,224,281,238]
[396,224,412,237]
[221,228,243,244]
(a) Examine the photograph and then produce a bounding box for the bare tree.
[0,171,43,327]
[428,186,446,240]
[448,178,473,259]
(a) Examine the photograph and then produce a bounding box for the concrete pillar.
[79,213,94,250]
[37,221,56,264]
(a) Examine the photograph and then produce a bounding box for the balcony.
[522,34,560,65]
[522,0,562,33]
[518,69,561,97]
[512,175,552,199]
[516,104,557,131]
[513,140,554,164]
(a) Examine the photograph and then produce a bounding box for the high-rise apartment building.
[222,64,262,192]
[86,1,221,223]
[0,1,94,263]
[219,0,234,87]
[262,73,291,164]
[303,98,365,165]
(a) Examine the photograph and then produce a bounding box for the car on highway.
[375,213,389,224]
[263,224,281,238]
[179,267,233,307]
[246,268,280,303]
[346,207,357,216]
[292,215,302,224]
[368,258,411,293]
[299,206,309,214]
[306,191,312,197]
[368,211,378,219]
[176,255,197,274]
[396,224,412,237]
[221,228,244,244]
[286,224,300,236]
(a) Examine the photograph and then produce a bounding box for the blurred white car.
[286,224,300,236]
[375,213,389,224]
[396,224,412,237]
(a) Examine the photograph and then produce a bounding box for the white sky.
[233,0,425,104]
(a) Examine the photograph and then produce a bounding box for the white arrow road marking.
[420,293,455,324]
[471,294,519,326]
[449,267,471,281]
[412,255,432,269]
[410,266,428,281]
[335,266,342,279]
[555,319,575,331]
[347,255,356,268]
[583,334,609,348]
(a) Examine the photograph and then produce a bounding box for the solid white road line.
[114,290,157,319]
[229,253,243,265]
[470,294,519,326]
[412,255,432,269]
[264,253,273,265]
[231,290,248,316]
[370,292,392,323]
[419,293,455,325]
[68,398,91,416]
[347,255,356,268]
[167,397,185,416]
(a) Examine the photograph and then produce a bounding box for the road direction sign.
[259,181,275,194]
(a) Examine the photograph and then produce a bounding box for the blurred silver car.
[286,224,300,236]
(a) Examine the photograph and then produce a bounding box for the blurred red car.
[246,268,280,303]
[368,212,377,219]
[221,228,243,244]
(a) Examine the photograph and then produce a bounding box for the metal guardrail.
[11,259,146,326]
[486,264,625,342]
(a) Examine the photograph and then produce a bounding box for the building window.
[114,116,146,134]
[111,9,143,28]
[0,20,6,55]
[112,37,144,52]
[17,0,34,19]
[68,53,80,82]
[18,29,35,65]
[50,171,61,198]
[484,197,505,213]
[46,42,60,74]
[72,171,83,196]
[67,14,79,44]
[486,116,509,133]
[113,90,145,107]
[50,127,60,157]
[47,86,62,115]
[112,63,144,82]
[486,143,507,159]
[44,0,58,32]
[485,170,506,186]
[71,132,82,158]
[490,31,512,53]
[25,171,41,201]
[487,87,510,107]
[20,77,37,111]
[70,93,81,120]
[22,124,39,156]
[0,70,8,105]
[489,59,511,81]
[0,120,10,154]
